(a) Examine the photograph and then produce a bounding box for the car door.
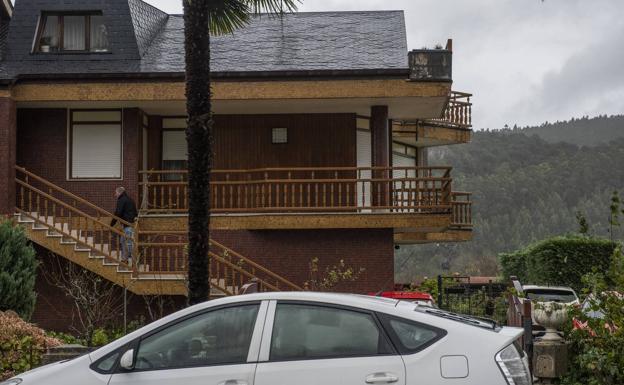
[254,301,406,385]
[107,301,267,385]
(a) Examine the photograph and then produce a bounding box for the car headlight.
[0,379,23,385]
[495,344,532,385]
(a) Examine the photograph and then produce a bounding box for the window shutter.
[357,129,372,208]
[392,152,416,178]
[162,131,187,160]
[72,124,122,178]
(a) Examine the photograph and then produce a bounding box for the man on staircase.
[110,187,138,266]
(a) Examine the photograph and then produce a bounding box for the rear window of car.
[525,290,577,303]
[377,313,446,354]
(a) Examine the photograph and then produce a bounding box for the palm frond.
[206,0,299,35]
[245,0,299,15]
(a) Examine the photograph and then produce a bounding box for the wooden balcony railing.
[139,167,453,215]
[451,191,472,229]
[425,91,472,129]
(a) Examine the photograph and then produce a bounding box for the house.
[0,0,473,330]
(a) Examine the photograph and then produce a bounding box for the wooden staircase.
[14,166,303,296]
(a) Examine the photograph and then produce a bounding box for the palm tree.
[183,0,298,305]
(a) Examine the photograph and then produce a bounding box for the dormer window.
[35,13,109,53]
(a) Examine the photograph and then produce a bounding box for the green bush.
[561,246,624,385]
[499,249,528,283]
[0,311,61,381]
[499,236,617,292]
[0,219,38,319]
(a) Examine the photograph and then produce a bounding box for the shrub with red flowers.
[0,311,61,381]
[561,245,624,385]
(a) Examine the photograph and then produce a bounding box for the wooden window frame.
[68,109,124,181]
[34,12,107,54]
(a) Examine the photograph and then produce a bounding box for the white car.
[3,292,531,385]
[522,285,580,306]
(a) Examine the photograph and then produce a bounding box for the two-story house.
[0,0,473,329]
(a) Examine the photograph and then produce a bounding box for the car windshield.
[525,289,576,303]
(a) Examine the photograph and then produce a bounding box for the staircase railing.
[15,166,132,227]
[15,166,133,270]
[136,231,303,293]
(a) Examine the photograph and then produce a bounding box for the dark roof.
[141,11,408,73]
[0,3,409,81]
[128,0,168,57]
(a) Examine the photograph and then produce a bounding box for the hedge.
[499,236,617,292]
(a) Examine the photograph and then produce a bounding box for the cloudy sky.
[97,1,624,128]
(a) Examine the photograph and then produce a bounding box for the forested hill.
[515,115,624,146]
[395,115,624,282]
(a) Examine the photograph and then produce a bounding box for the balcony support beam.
[371,105,390,207]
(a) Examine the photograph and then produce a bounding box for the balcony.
[137,167,470,235]
[393,91,472,147]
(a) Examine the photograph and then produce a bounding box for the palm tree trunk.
[183,0,213,305]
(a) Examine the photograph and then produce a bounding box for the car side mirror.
[119,349,135,370]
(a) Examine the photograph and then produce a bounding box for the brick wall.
[31,245,186,332]
[213,228,395,294]
[31,228,395,331]
[0,97,16,215]
[16,108,140,212]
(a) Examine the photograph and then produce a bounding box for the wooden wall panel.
[212,113,357,169]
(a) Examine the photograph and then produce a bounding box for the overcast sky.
[65,1,624,129]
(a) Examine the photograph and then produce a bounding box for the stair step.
[137,273,186,281]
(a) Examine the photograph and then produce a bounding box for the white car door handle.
[365,373,399,384]
[218,380,248,385]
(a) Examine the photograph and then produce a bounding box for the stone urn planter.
[533,301,569,341]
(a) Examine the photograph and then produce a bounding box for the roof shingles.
[141,11,408,73]
[0,5,408,80]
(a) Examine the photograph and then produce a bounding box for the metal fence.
[436,275,509,324]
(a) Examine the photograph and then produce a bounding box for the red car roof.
[369,291,434,301]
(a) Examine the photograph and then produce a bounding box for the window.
[35,13,109,53]
[270,304,393,361]
[272,127,288,144]
[134,304,259,370]
[162,130,187,171]
[70,110,122,179]
[92,351,121,374]
[378,314,446,354]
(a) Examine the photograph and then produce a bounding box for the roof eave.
[10,68,413,83]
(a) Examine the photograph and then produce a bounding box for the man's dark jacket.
[111,192,138,227]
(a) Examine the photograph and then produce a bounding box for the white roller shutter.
[357,129,371,208]
[71,124,122,179]
[393,152,417,209]
[392,152,416,178]
[162,131,187,160]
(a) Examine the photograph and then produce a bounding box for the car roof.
[206,291,400,310]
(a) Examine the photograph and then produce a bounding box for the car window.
[270,303,393,361]
[525,290,577,303]
[388,318,440,351]
[134,304,259,370]
[378,313,446,354]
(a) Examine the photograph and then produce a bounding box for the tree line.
[396,115,624,281]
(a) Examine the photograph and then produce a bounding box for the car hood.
[12,354,105,385]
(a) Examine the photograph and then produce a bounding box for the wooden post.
[371,106,390,207]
